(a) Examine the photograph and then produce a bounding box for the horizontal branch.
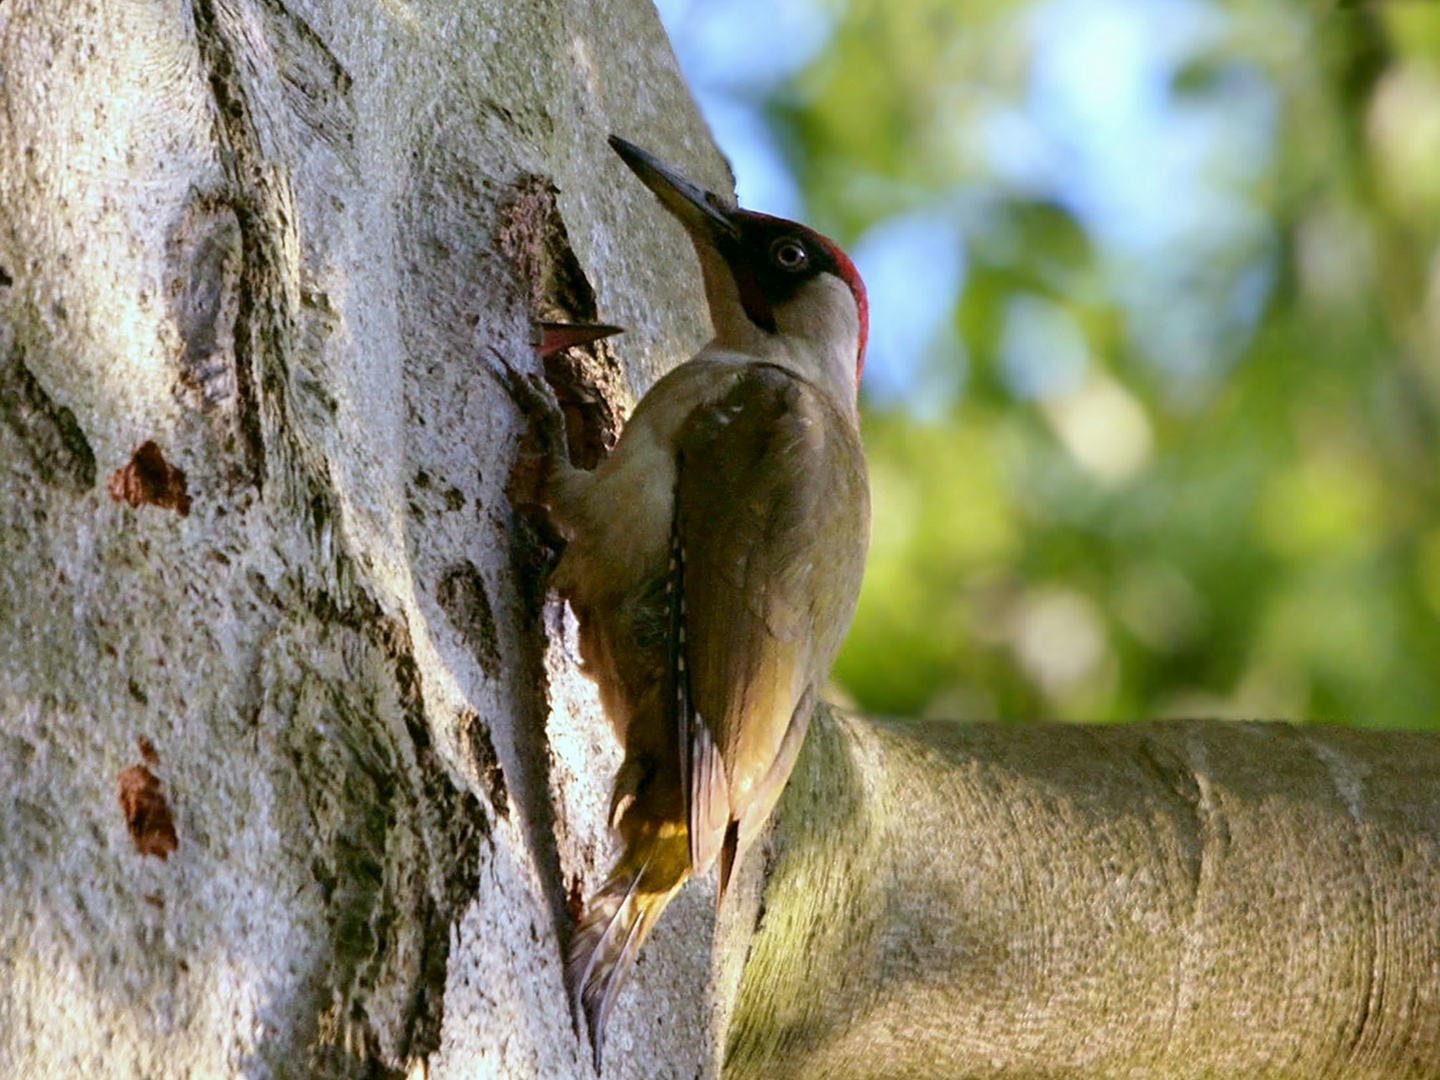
[724,709,1440,1079]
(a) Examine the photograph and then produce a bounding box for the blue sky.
[656,0,1278,412]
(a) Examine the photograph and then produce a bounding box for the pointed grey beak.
[609,135,738,241]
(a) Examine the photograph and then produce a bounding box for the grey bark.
[725,711,1440,1079]
[2,2,1439,1080]
[0,0,724,1076]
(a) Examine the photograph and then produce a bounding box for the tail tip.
[588,1023,606,1073]
[566,901,636,1075]
[566,851,683,1072]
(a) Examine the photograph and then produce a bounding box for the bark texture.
[0,0,727,1076]
[727,710,1440,1079]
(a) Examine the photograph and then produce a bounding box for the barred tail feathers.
[567,838,690,1070]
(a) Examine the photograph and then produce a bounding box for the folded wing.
[673,362,869,891]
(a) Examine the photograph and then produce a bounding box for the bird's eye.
[771,238,808,271]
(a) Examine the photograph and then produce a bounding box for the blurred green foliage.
[772,0,1440,727]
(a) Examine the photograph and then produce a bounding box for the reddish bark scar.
[137,735,160,766]
[117,762,179,860]
[107,440,192,516]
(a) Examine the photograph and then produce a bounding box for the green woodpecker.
[550,136,870,1068]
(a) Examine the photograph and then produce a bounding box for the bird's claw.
[491,346,567,465]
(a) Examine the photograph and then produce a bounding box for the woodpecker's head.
[610,135,867,410]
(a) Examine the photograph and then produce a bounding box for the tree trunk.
[2,2,1438,1080]
[0,0,724,1076]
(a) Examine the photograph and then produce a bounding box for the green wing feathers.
[676,363,869,888]
[565,362,867,1069]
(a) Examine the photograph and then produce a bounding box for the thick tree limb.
[721,708,1440,1079]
